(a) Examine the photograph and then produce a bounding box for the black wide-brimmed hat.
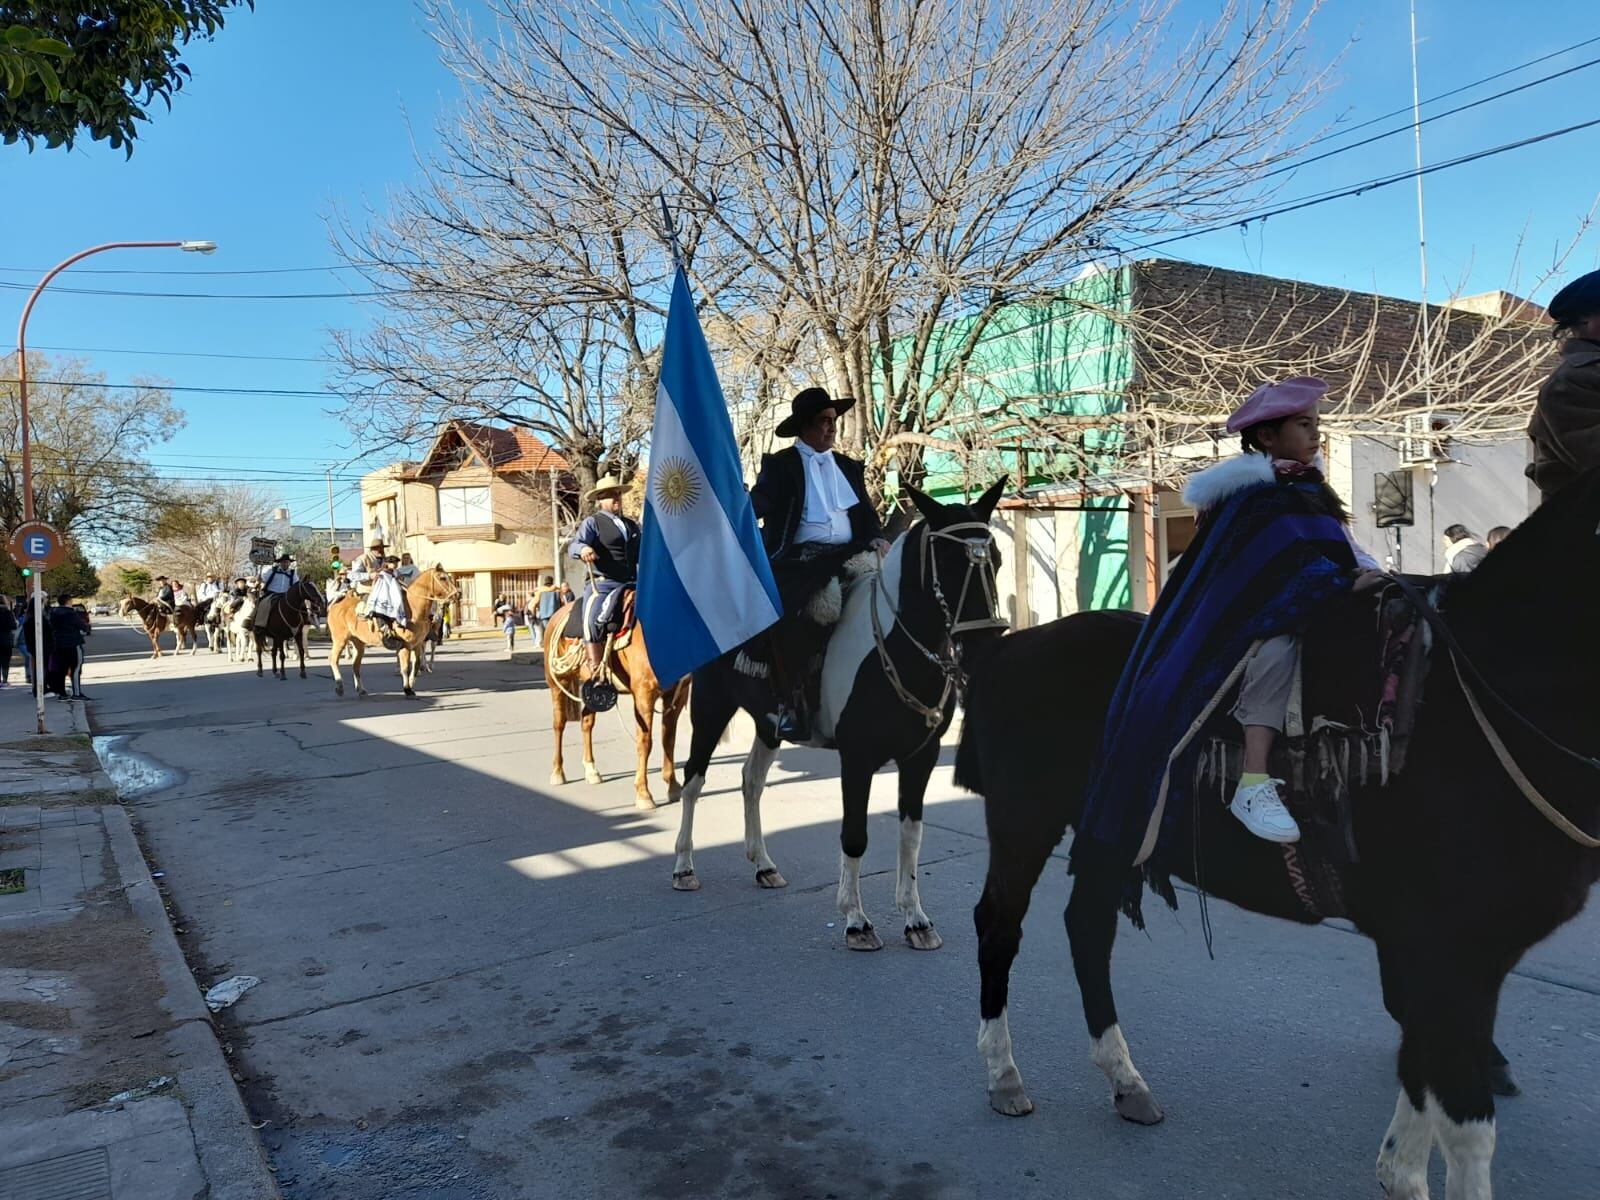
[1548,269,1600,328]
[775,386,856,439]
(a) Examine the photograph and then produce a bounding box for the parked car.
[92,602,112,616]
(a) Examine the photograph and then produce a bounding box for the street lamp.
[13,240,217,733]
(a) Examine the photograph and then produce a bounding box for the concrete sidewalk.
[0,691,277,1200]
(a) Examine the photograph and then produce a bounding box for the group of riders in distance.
[104,265,1600,1199]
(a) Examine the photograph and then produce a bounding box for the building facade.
[360,421,574,628]
[893,259,1547,628]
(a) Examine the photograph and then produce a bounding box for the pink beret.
[1225,376,1328,433]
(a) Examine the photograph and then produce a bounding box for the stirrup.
[581,678,617,713]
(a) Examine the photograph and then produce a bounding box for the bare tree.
[0,353,185,550]
[145,484,276,584]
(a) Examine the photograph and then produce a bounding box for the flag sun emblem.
[654,457,703,516]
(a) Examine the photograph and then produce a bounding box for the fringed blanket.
[1072,463,1360,912]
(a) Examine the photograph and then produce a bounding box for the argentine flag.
[637,265,781,684]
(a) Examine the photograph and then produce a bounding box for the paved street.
[83,620,1597,1199]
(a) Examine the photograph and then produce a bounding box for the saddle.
[1194,581,1437,918]
[560,584,637,649]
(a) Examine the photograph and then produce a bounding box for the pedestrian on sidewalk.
[48,595,90,699]
[0,599,16,686]
[16,596,33,686]
[533,575,561,644]
[497,596,519,654]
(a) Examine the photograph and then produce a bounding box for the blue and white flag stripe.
[637,266,780,684]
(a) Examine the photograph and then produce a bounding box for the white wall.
[1329,434,1532,574]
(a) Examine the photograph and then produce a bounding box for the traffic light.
[19,567,31,578]
[331,558,343,570]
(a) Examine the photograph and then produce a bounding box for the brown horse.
[325,567,458,698]
[171,603,202,654]
[543,595,689,810]
[120,596,172,658]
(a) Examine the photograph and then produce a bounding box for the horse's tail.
[952,675,985,795]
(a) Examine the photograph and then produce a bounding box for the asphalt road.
[80,620,1598,1199]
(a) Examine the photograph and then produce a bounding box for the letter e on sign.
[7,521,67,571]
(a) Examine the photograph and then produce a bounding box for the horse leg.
[550,689,570,785]
[580,708,601,785]
[1382,940,1518,1101]
[837,751,882,951]
[296,629,307,679]
[632,685,657,810]
[401,647,416,697]
[894,741,941,950]
[671,673,738,892]
[330,634,346,696]
[975,837,1052,1116]
[741,736,785,888]
[1065,858,1163,1125]
[353,644,368,696]
[254,633,265,677]
[1378,950,1502,1200]
[660,684,684,803]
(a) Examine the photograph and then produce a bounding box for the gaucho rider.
[365,556,410,643]
[749,386,888,740]
[569,474,639,709]
[1074,377,1382,893]
[154,576,176,613]
[348,536,387,604]
[254,553,298,630]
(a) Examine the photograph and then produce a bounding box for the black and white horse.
[254,580,325,680]
[671,480,1007,950]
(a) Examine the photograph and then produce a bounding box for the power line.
[24,343,332,365]
[2,376,351,399]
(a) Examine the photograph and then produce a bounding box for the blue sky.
[3,1,1598,532]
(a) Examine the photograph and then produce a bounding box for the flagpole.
[657,193,684,268]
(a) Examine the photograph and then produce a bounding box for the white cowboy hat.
[587,474,627,500]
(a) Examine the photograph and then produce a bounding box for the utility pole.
[1408,0,1434,572]
[548,467,562,586]
[326,468,336,548]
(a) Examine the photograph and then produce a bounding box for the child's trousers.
[1231,634,1297,731]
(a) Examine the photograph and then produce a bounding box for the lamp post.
[14,240,216,733]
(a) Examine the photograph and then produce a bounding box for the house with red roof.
[359,421,576,628]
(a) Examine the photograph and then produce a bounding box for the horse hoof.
[989,1084,1034,1117]
[666,783,683,804]
[1489,1061,1521,1098]
[845,925,883,952]
[672,871,701,892]
[334,685,344,697]
[635,795,657,812]
[755,867,787,889]
[584,769,603,786]
[404,688,416,698]
[550,772,567,786]
[1114,1086,1165,1126]
[904,924,943,951]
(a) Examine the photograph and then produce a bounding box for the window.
[438,486,491,526]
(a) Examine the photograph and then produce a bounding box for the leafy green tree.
[281,535,334,588]
[115,564,152,595]
[1,2,253,153]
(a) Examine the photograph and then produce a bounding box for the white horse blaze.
[896,818,930,928]
[978,1012,1025,1095]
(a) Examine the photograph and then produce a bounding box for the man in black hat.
[154,575,176,613]
[747,386,887,737]
[254,552,298,630]
[1529,267,1600,497]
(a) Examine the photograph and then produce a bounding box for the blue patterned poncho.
[1073,455,1360,895]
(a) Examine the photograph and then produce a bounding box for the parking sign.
[7,521,67,571]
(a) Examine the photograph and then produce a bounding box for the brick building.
[360,421,575,628]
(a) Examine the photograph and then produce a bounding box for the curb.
[102,805,281,1200]
[88,698,282,1200]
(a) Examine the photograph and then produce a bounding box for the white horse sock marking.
[1090,1025,1149,1099]
[1433,1095,1493,1200]
[741,742,779,871]
[672,773,705,878]
[896,818,929,927]
[978,1011,1024,1095]
[837,851,868,929]
[1376,1089,1436,1200]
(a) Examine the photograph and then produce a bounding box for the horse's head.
[900,477,1009,651]
[118,596,137,616]
[418,564,460,602]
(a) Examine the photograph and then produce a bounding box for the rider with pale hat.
[569,473,640,690]
[254,553,298,630]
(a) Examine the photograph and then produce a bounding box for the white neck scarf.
[796,441,855,524]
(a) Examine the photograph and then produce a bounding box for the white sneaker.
[1229,778,1300,843]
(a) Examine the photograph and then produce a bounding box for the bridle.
[871,520,1005,730]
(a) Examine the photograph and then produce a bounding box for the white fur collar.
[1181,454,1275,510]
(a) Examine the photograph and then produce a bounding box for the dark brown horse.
[956,470,1600,1199]
[120,596,171,658]
[543,593,688,811]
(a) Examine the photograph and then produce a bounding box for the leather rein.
[1386,572,1600,849]
[869,520,1005,730]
